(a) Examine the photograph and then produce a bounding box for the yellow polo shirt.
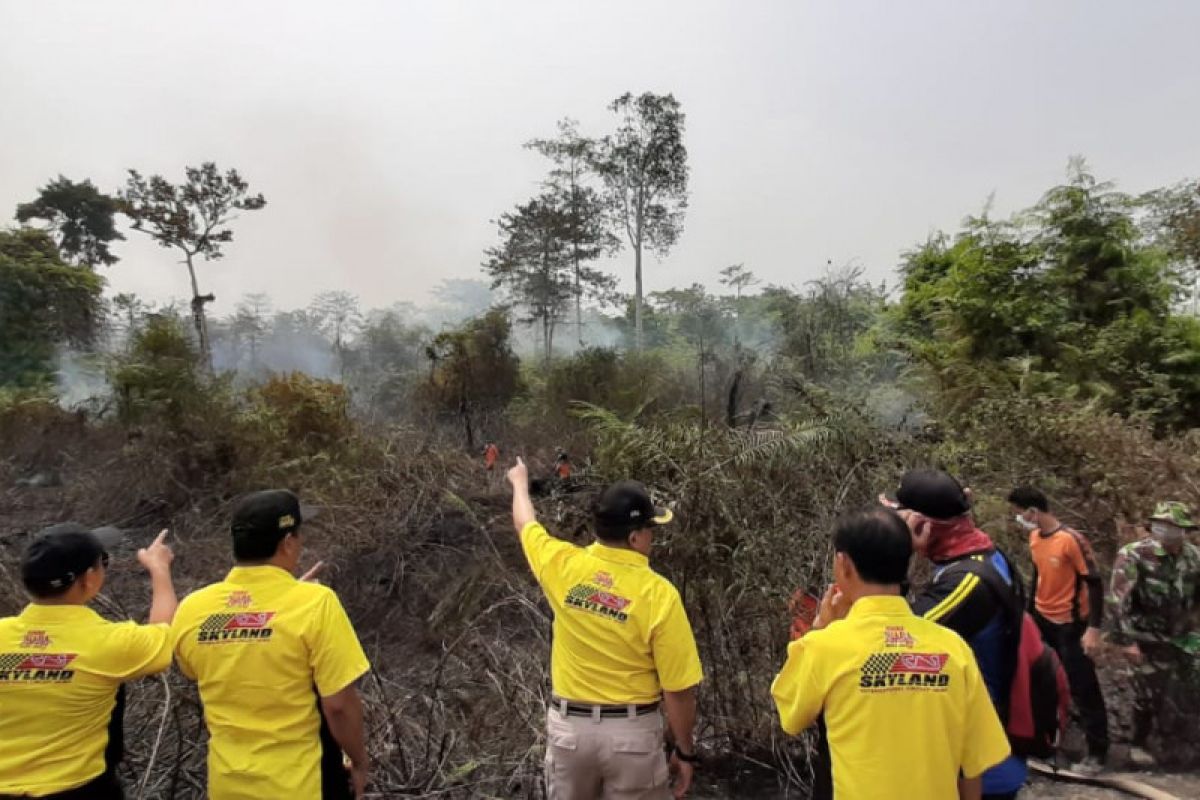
[0,605,171,796]
[172,566,369,800]
[520,521,703,704]
[772,595,1010,800]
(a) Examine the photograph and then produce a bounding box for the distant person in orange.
[483,442,499,472]
[1009,486,1108,774]
[555,451,573,480]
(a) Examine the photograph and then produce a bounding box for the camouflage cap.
[1149,501,1197,529]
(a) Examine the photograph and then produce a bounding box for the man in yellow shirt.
[0,524,176,799]
[171,490,370,800]
[771,509,1011,800]
[507,458,704,800]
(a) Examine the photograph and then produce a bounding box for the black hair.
[25,581,73,600]
[24,572,86,600]
[1007,486,1048,512]
[833,509,912,586]
[232,527,295,562]
[594,520,635,544]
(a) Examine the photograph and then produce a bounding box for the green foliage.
[345,309,427,421]
[417,310,522,445]
[110,314,205,424]
[121,163,267,261]
[893,161,1200,427]
[0,228,104,387]
[251,373,352,452]
[15,176,125,268]
[483,195,578,362]
[513,348,681,433]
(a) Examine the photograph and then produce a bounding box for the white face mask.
[1014,514,1038,531]
[1150,523,1185,547]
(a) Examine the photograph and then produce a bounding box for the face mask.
[1150,523,1185,547]
[1014,514,1038,531]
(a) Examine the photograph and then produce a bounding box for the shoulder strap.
[960,549,1025,623]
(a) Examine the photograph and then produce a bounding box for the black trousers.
[1034,613,1110,757]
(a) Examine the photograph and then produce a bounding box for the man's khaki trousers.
[544,705,671,800]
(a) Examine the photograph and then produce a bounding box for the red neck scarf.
[922,515,994,563]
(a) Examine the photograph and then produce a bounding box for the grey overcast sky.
[1,1,1198,312]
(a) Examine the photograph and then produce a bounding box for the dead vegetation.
[3,373,1200,798]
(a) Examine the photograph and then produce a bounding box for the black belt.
[551,696,660,718]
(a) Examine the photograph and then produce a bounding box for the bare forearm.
[662,687,697,754]
[958,775,981,800]
[512,484,536,532]
[147,569,177,624]
[322,691,369,767]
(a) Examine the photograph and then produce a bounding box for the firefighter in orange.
[483,442,499,472]
[555,451,573,480]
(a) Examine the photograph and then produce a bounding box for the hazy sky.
[2,1,1197,314]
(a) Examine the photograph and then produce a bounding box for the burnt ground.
[1026,772,1200,798]
[3,473,1199,799]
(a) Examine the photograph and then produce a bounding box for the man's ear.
[834,552,853,584]
[80,567,103,596]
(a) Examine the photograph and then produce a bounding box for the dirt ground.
[683,771,1200,799]
[1025,771,1200,798]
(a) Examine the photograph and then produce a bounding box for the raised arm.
[137,529,178,624]
[508,457,537,532]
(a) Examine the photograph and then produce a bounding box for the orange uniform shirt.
[1029,527,1095,624]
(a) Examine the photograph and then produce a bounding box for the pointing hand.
[507,457,529,490]
[137,529,174,574]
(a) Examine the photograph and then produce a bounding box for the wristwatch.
[672,744,700,763]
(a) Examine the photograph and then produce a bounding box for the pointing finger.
[152,529,169,546]
[300,561,325,582]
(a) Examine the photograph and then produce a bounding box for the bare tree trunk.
[634,242,644,351]
[575,247,584,348]
[184,253,212,370]
[726,369,742,428]
[543,314,552,365]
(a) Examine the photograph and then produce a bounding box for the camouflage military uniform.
[1107,536,1200,745]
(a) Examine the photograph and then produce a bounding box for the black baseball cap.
[231,490,315,542]
[894,469,971,520]
[594,481,674,531]
[22,524,111,596]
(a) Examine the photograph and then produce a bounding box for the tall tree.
[719,263,759,347]
[483,195,600,363]
[527,118,620,345]
[1142,178,1200,313]
[111,292,148,340]
[652,284,729,424]
[121,163,266,367]
[593,92,689,350]
[309,290,361,377]
[0,229,104,386]
[421,310,522,448]
[231,292,273,369]
[15,176,125,268]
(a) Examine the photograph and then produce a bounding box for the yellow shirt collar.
[226,565,297,584]
[585,541,650,568]
[19,604,102,623]
[846,594,910,619]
